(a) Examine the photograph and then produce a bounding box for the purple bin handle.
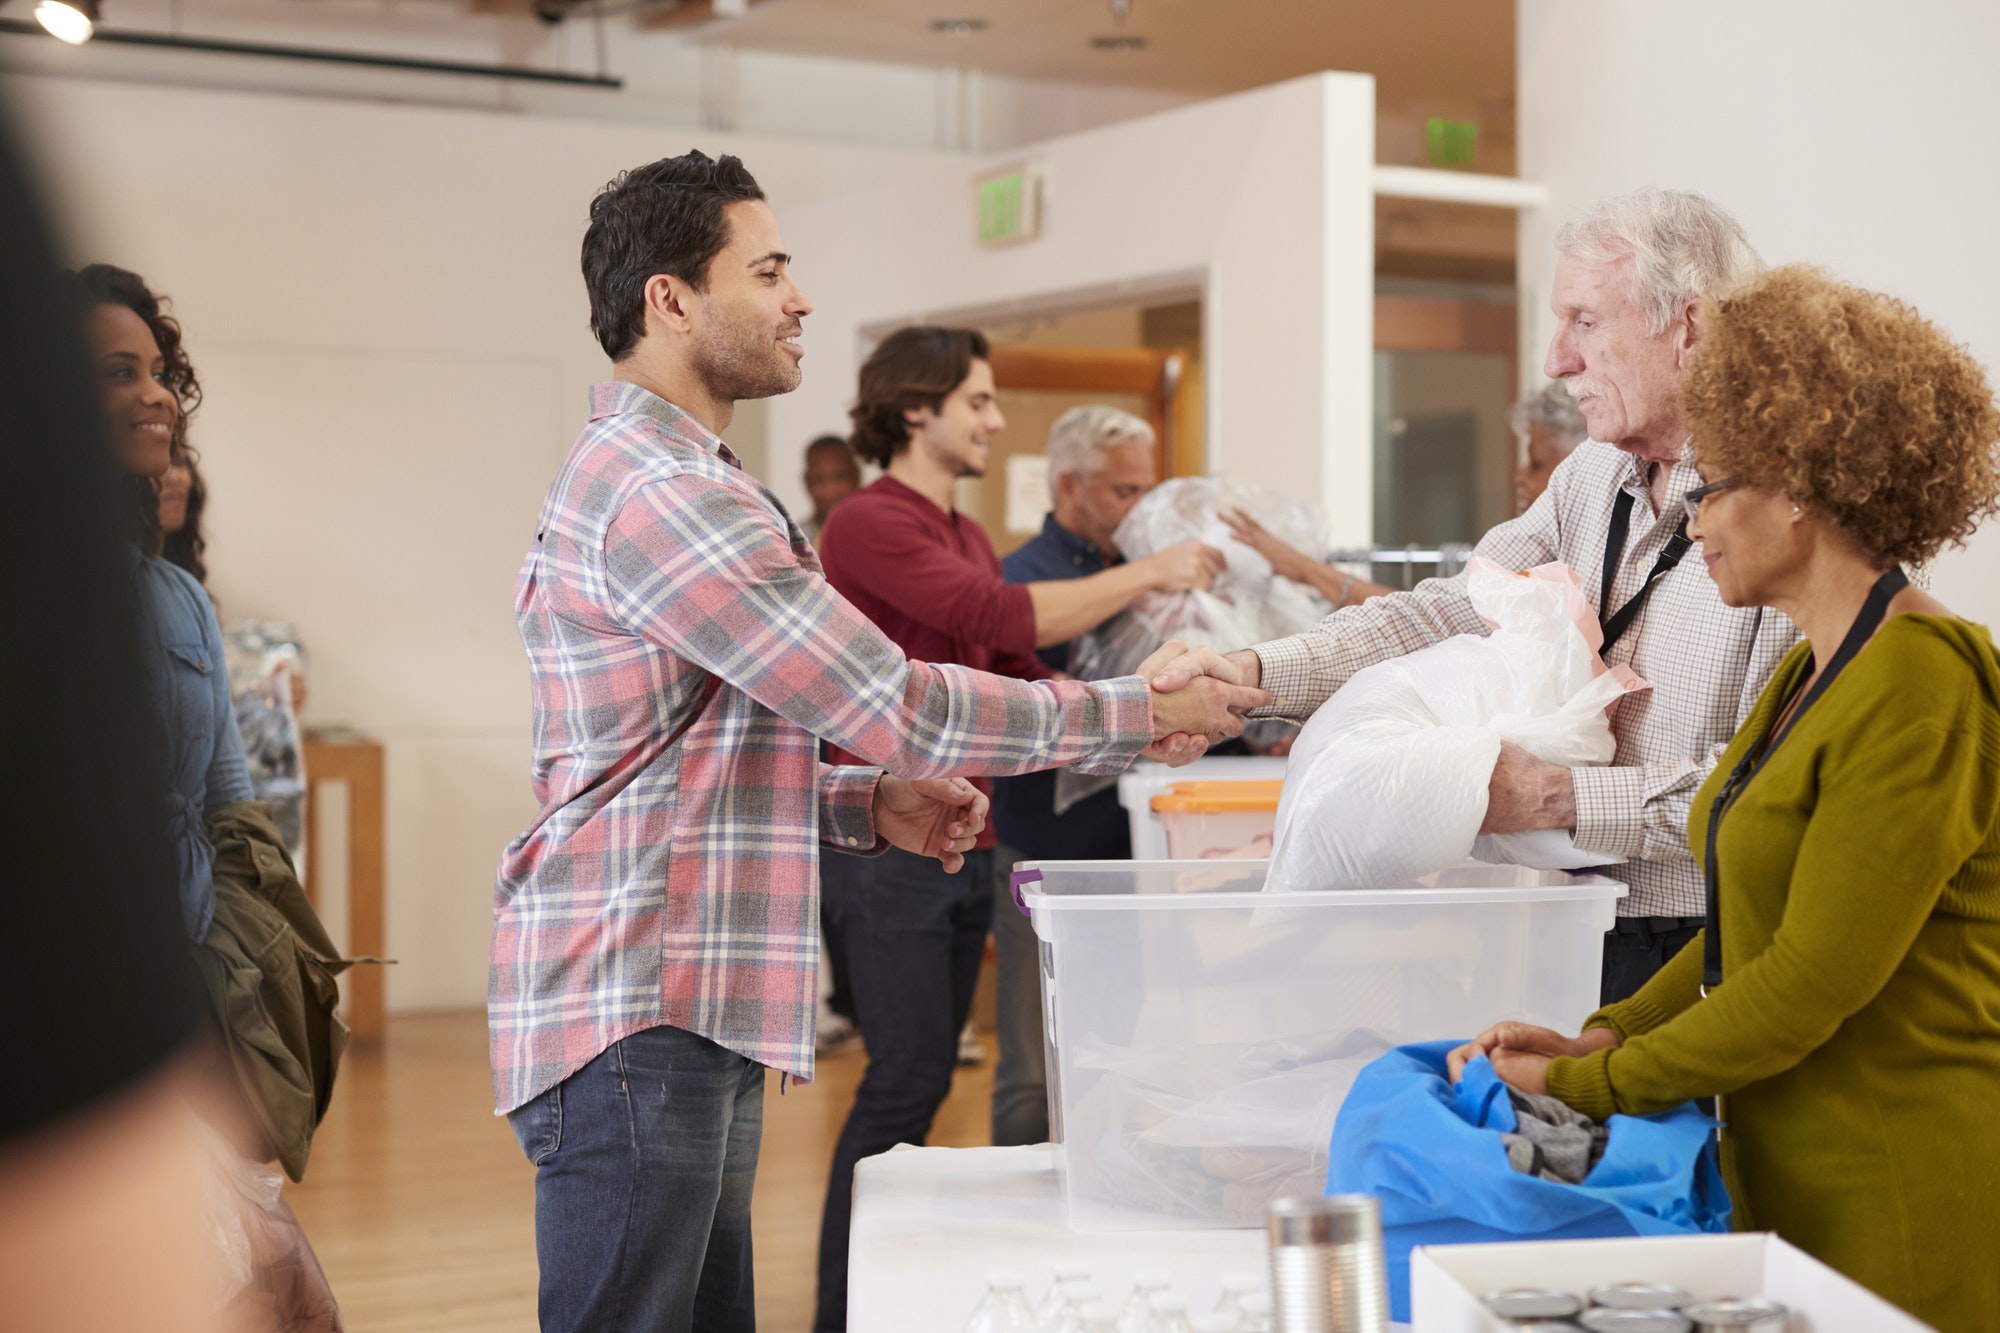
[1009,867,1044,917]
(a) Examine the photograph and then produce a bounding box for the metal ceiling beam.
[0,17,624,87]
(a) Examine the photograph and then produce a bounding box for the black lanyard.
[1701,565,1910,988]
[1600,488,1693,653]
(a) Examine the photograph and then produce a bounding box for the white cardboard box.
[1410,1233,1933,1332]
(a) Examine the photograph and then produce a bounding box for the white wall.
[765,73,1379,545]
[14,73,953,1011]
[1518,0,2000,626]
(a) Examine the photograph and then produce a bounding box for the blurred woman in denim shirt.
[74,263,251,942]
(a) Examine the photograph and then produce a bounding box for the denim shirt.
[133,549,253,940]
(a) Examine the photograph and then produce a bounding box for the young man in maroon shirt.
[811,328,1224,1331]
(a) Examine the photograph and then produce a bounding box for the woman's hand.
[872,776,988,873]
[1446,1021,1620,1085]
[1222,508,1314,582]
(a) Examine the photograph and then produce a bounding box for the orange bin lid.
[1149,779,1284,814]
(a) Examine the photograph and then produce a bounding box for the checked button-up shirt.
[491,382,1152,1113]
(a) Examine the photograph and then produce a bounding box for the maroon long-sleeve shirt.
[818,474,1053,848]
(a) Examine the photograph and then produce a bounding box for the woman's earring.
[1791,505,1801,517]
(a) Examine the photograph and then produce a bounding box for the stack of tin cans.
[1480,1284,1790,1331]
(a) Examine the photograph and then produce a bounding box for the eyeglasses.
[1680,476,1743,524]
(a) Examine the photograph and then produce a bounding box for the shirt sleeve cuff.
[1571,764,1648,860]
[818,765,883,853]
[1249,636,1324,722]
[1545,1047,1618,1122]
[1069,676,1156,776]
[1583,991,1676,1044]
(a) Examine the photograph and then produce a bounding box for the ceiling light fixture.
[34,0,98,43]
[928,17,986,36]
[1089,33,1145,51]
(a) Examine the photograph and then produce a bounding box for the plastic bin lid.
[1149,780,1283,813]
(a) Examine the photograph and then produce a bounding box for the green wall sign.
[976,166,1041,247]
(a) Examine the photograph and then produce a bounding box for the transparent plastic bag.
[1266,559,1650,893]
[1101,477,1332,655]
[196,1114,344,1332]
[1062,1030,1389,1224]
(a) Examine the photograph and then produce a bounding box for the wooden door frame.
[985,344,1196,479]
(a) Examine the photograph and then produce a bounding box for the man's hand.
[1479,742,1579,835]
[1445,1021,1620,1084]
[1130,640,1271,765]
[1141,540,1227,594]
[872,776,988,873]
[1147,645,1264,695]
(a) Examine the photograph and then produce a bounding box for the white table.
[848,1144,1268,1331]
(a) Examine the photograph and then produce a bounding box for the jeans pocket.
[507,1081,564,1165]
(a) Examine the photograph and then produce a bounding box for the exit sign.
[976,165,1042,247]
[1426,117,1478,167]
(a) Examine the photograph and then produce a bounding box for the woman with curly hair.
[74,262,252,942]
[1452,265,2000,1330]
[157,453,209,585]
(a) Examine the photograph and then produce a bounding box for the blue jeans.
[508,1025,765,1333]
[814,846,995,1332]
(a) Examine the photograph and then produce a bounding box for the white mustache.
[1567,378,1609,400]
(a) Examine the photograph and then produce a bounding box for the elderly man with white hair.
[1156,187,1802,1004]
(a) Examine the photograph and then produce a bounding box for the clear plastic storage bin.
[1117,756,1289,859]
[1015,860,1625,1231]
[1150,781,1283,860]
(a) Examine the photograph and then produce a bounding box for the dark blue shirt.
[993,515,1132,860]
[998,513,1113,675]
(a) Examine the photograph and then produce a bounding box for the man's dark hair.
[848,327,990,468]
[582,150,765,362]
[805,433,852,460]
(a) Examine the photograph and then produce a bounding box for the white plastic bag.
[1265,559,1649,893]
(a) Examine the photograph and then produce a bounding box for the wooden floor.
[285,1012,996,1332]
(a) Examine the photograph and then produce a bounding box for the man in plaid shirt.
[1155,187,1800,1007]
[492,151,1263,1333]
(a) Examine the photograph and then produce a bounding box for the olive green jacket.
[189,799,351,1182]
[1547,615,2000,1332]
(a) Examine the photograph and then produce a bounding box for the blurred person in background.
[802,431,866,1050]
[74,262,253,946]
[987,403,1181,1145]
[0,105,221,1333]
[801,431,861,544]
[1453,265,2000,1332]
[813,332,1229,1330]
[157,453,209,584]
[1512,379,1590,513]
[1154,187,1802,1006]
[77,262,345,1330]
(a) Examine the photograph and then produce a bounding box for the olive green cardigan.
[1546,615,2000,1332]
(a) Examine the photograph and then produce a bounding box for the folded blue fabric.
[1327,1041,1730,1321]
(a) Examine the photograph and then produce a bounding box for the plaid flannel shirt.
[490,382,1152,1113]
[1254,440,1800,918]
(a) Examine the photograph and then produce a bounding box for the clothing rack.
[1323,543,1478,589]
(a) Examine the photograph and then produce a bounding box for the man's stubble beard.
[695,303,801,404]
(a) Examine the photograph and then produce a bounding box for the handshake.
[1138,641,1272,765]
